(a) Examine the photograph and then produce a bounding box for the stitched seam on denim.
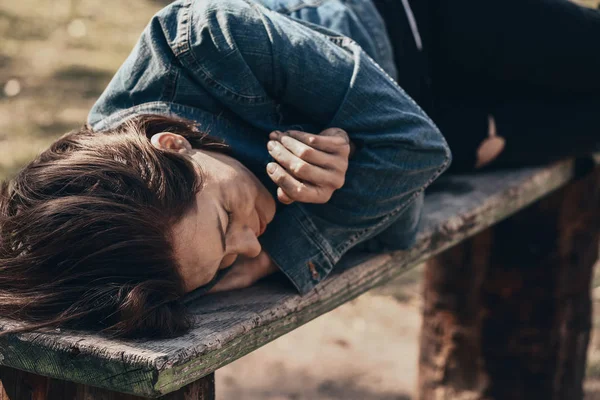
[251,2,284,102]
[161,64,180,103]
[362,47,437,127]
[185,53,273,103]
[175,0,271,103]
[290,205,338,265]
[172,0,192,57]
[282,14,350,45]
[271,258,309,293]
[326,40,359,126]
[273,249,330,293]
[343,0,388,68]
[335,150,451,255]
[92,101,215,132]
[308,251,333,286]
[283,0,329,13]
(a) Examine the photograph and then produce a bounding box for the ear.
[150,132,193,153]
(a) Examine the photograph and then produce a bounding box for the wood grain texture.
[0,367,214,400]
[418,165,600,400]
[0,157,596,397]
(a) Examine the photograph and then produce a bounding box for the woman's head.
[150,126,277,293]
[0,114,275,338]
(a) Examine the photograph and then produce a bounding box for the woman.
[0,0,451,338]
[2,0,599,338]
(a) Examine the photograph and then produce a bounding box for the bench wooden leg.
[0,366,215,400]
[418,164,600,400]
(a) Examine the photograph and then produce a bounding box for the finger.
[267,140,342,186]
[277,187,295,204]
[276,134,340,170]
[319,128,356,158]
[273,130,350,156]
[319,127,350,143]
[266,162,332,203]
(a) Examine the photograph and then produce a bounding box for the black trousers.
[373,0,600,172]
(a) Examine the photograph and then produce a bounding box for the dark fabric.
[374,0,600,172]
[371,0,433,111]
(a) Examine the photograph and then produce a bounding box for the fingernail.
[267,163,276,173]
[272,130,282,138]
[267,140,275,151]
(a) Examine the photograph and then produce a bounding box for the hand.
[209,251,279,293]
[266,128,353,204]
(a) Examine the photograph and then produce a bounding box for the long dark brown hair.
[0,114,228,338]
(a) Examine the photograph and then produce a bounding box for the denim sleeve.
[177,0,451,294]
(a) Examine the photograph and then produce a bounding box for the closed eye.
[225,210,233,231]
[217,208,231,254]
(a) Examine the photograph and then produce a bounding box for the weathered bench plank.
[0,158,594,398]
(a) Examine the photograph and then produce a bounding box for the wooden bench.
[0,155,599,400]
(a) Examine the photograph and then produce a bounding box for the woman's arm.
[175,0,451,294]
[210,126,354,292]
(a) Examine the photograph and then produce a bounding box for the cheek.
[220,254,238,269]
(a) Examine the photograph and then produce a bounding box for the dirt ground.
[217,268,424,400]
[216,263,600,400]
[1,0,599,399]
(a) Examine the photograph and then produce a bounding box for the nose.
[234,227,262,259]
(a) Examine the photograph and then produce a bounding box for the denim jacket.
[88,0,451,294]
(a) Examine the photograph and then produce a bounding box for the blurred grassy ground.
[1,0,600,398]
[0,0,167,178]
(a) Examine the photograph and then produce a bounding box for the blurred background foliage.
[0,0,170,179]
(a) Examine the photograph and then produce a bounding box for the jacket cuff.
[259,203,335,295]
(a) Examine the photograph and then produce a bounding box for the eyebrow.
[216,212,226,253]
